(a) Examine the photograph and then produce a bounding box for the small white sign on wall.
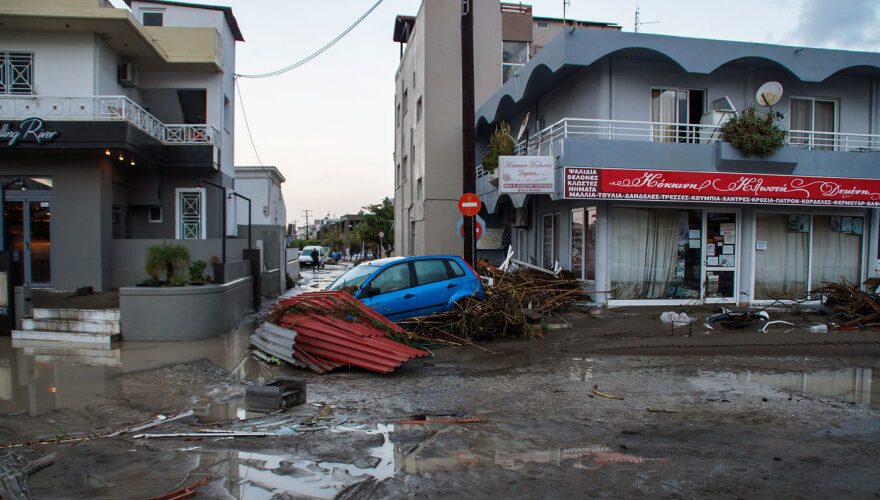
[499,156,555,194]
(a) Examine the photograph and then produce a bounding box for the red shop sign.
[563,167,880,207]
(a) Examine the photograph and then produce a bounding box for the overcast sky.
[114,0,880,227]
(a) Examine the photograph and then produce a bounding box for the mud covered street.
[0,268,878,499]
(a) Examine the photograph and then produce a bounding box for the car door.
[360,262,418,320]
[412,258,458,316]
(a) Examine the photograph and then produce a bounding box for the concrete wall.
[110,237,248,287]
[119,276,252,340]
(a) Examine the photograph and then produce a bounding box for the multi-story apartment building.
[476,28,880,306]
[0,0,242,290]
[391,1,618,257]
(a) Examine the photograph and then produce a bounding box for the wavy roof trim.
[476,30,880,127]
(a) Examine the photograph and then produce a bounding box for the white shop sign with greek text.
[499,156,555,194]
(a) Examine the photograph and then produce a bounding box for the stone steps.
[13,307,120,344]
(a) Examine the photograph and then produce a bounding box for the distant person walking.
[310,248,319,273]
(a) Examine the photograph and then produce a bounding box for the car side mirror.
[361,285,380,298]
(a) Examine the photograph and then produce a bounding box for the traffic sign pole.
[458,194,481,266]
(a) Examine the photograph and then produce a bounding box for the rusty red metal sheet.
[263,291,427,374]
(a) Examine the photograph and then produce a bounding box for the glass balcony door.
[3,199,52,287]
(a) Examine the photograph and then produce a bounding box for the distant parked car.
[298,246,327,267]
[326,255,485,321]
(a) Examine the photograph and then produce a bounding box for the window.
[396,164,401,186]
[396,102,400,128]
[370,263,412,294]
[416,177,423,200]
[502,41,529,83]
[570,207,597,281]
[650,88,705,143]
[416,96,422,122]
[176,188,205,239]
[403,88,408,115]
[0,52,34,95]
[536,20,551,29]
[401,155,408,182]
[148,206,162,223]
[790,97,838,150]
[414,259,450,285]
[541,213,559,270]
[223,95,231,133]
[141,10,164,26]
[447,259,466,277]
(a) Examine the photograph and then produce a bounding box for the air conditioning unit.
[118,63,138,87]
[512,207,530,228]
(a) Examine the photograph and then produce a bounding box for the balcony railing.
[515,117,880,155]
[0,95,218,146]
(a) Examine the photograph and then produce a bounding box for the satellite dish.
[516,111,531,141]
[756,81,783,107]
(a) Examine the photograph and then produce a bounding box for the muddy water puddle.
[186,422,669,498]
[698,367,879,405]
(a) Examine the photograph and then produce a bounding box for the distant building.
[234,166,287,293]
[391,1,618,257]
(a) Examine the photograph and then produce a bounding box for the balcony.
[515,117,880,156]
[0,95,218,146]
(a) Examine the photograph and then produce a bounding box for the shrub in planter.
[189,260,209,284]
[722,107,785,156]
[481,121,515,174]
[144,242,191,283]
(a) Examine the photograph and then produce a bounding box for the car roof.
[363,255,462,268]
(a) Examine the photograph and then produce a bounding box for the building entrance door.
[702,211,738,303]
[3,199,52,287]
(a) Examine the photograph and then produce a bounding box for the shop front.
[557,167,876,306]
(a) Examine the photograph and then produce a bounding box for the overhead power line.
[234,77,264,166]
[235,0,384,79]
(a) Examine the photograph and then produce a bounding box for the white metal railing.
[0,95,218,146]
[514,117,880,155]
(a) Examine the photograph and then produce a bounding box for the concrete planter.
[119,277,253,341]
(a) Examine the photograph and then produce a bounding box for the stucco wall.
[0,31,95,95]
[110,237,248,288]
[119,276,252,340]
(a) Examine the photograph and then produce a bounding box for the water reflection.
[701,367,879,405]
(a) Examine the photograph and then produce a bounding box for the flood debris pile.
[399,267,589,344]
[811,280,880,327]
[251,291,428,374]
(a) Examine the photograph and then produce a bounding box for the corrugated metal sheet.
[252,291,427,374]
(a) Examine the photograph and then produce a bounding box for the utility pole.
[634,6,659,33]
[461,0,476,266]
[301,209,312,239]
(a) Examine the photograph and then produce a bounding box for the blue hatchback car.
[326,255,485,321]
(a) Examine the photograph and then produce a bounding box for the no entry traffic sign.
[457,193,482,217]
[457,216,484,241]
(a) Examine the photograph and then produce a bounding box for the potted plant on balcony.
[482,122,515,187]
[142,242,191,286]
[722,107,785,156]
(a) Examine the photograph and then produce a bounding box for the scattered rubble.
[252,291,428,374]
[399,267,589,344]
[811,280,880,327]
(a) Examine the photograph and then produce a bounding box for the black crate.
[245,378,306,413]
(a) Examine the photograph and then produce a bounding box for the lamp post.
[228,191,252,250]
[199,178,226,264]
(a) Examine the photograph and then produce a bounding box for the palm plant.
[144,242,191,283]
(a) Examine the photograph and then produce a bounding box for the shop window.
[754,214,809,300]
[810,215,862,288]
[541,213,559,270]
[610,208,702,300]
[570,207,596,282]
[650,88,705,143]
[176,188,205,239]
[790,97,838,150]
[0,52,34,95]
[502,41,529,83]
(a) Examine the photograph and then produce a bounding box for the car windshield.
[327,264,379,290]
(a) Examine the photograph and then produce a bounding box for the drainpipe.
[199,178,226,264]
